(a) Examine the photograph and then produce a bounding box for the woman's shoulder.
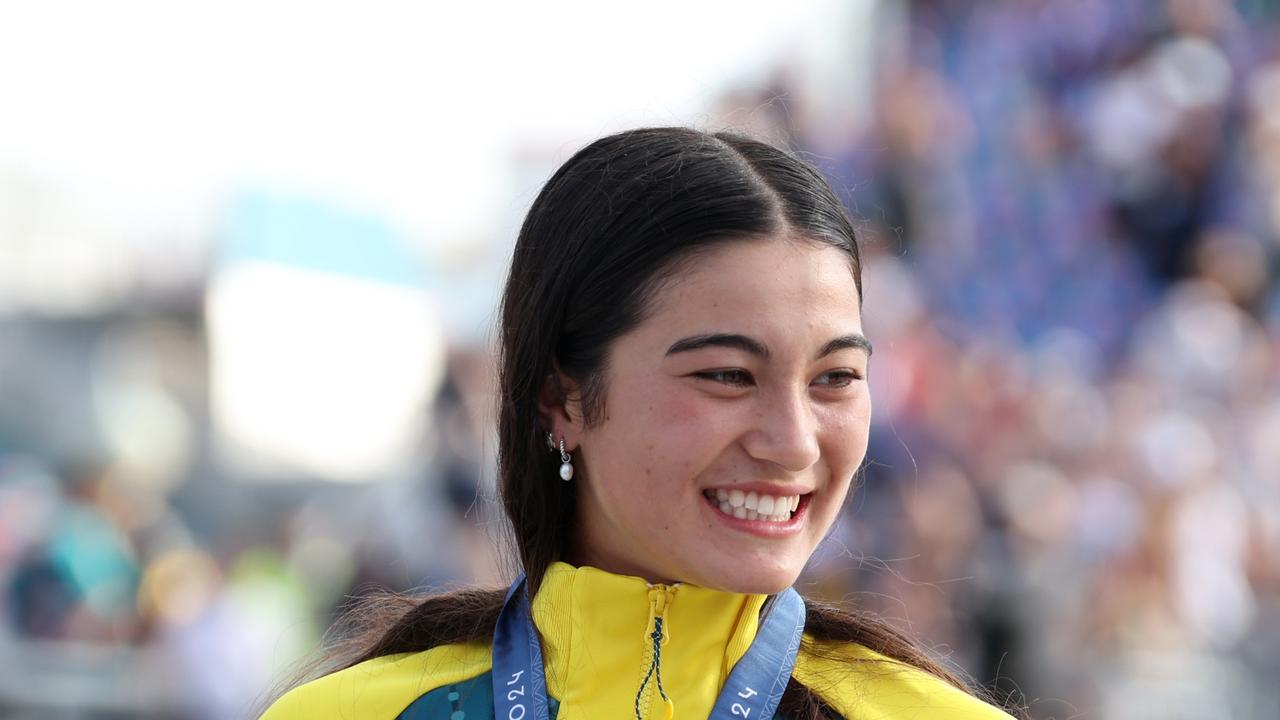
[258,635,1015,720]
[259,641,493,720]
[795,635,1017,719]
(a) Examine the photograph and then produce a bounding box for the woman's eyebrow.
[817,334,873,359]
[666,333,770,358]
[665,333,873,359]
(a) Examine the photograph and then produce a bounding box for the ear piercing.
[546,432,574,481]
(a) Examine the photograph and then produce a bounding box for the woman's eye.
[813,369,863,388]
[694,369,754,387]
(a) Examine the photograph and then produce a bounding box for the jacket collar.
[530,562,769,719]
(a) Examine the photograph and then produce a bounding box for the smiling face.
[559,237,872,594]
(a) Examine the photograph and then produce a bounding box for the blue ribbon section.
[492,574,806,720]
[708,588,806,720]
[492,576,551,720]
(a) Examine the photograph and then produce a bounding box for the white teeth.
[707,490,805,522]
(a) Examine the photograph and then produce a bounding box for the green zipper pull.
[637,585,677,720]
[646,586,672,642]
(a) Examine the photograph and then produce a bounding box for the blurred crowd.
[2,1,1280,719]
[0,322,498,719]
[775,1,1280,718]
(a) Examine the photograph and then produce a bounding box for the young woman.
[261,128,1016,719]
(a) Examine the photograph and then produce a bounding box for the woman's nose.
[740,386,821,473]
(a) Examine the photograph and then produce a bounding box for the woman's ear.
[537,366,584,450]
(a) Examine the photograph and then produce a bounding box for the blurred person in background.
[259,128,1017,719]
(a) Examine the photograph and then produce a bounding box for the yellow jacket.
[262,563,1013,719]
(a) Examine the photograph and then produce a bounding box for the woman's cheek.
[823,397,871,456]
[640,381,714,435]
[642,390,740,477]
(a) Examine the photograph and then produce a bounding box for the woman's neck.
[560,541,676,585]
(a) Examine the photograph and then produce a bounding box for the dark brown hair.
[283,128,1016,719]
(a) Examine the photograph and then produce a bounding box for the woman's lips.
[701,490,812,537]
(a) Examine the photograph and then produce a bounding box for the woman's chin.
[686,562,804,595]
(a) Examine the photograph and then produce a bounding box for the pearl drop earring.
[558,438,574,482]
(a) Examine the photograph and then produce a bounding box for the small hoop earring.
[557,438,574,482]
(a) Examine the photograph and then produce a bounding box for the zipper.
[635,584,677,720]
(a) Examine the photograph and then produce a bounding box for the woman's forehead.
[637,240,864,346]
